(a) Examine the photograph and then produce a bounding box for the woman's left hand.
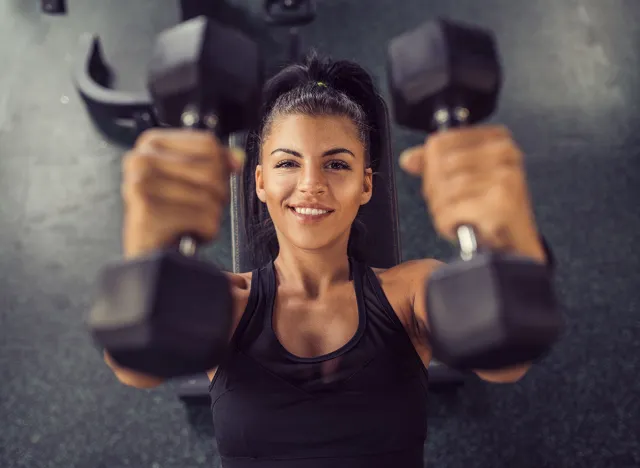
[399,124,546,263]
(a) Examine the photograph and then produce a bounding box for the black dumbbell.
[387,19,564,371]
[264,0,317,27]
[264,0,317,64]
[88,16,263,379]
[41,0,67,14]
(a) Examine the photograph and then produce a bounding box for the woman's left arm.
[398,124,553,383]
[398,258,535,383]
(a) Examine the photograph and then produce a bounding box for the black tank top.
[209,257,429,468]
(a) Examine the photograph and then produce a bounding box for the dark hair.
[242,50,387,268]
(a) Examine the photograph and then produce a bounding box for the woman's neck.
[273,249,351,300]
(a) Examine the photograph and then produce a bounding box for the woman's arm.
[397,258,535,384]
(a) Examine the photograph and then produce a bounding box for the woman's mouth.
[288,206,334,224]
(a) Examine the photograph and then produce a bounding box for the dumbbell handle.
[433,106,479,261]
[177,107,232,257]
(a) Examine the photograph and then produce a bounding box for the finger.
[136,130,245,175]
[136,128,222,157]
[437,139,522,179]
[125,171,230,208]
[162,201,224,244]
[399,145,426,175]
[432,187,513,248]
[124,147,231,190]
[432,201,500,245]
[425,172,494,218]
[131,198,224,243]
[426,125,511,155]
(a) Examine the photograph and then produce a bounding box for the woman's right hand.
[121,128,245,259]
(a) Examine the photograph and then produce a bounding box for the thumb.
[229,147,247,173]
[398,146,425,175]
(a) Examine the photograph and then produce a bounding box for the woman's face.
[256,113,373,253]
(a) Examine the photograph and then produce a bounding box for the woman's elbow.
[474,362,532,384]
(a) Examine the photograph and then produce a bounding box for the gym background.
[1,0,639,467]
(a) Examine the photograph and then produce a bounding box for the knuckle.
[495,137,517,158]
[135,128,163,149]
[449,172,473,194]
[124,176,153,204]
[123,151,154,177]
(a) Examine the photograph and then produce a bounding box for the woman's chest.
[271,271,409,359]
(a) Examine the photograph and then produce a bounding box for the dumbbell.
[264,0,317,64]
[41,0,67,14]
[387,19,564,370]
[264,0,317,26]
[88,16,263,379]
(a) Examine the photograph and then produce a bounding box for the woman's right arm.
[104,271,249,389]
[102,128,246,389]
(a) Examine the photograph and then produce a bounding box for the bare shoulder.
[372,259,443,324]
[223,270,254,322]
[208,271,254,382]
[387,258,443,285]
[223,270,253,291]
[373,259,443,293]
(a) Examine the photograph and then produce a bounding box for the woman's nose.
[298,164,328,193]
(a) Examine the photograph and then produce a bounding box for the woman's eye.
[274,160,351,170]
[328,161,351,170]
[274,160,295,169]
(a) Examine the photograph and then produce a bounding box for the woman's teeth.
[292,207,330,216]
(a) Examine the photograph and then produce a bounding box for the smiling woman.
[241,53,381,269]
[207,52,432,468]
[255,112,372,255]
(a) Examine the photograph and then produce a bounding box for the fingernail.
[231,147,246,170]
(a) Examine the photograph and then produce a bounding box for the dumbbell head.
[387,18,502,132]
[88,251,233,379]
[147,15,263,135]
[264,0,317,27]
[426,252,563,370]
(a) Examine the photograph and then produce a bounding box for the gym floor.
[1,0,639,467]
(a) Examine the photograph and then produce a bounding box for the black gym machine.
[52,0,562,403]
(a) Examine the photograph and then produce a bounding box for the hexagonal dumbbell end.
[147,15,263,136]
[426,252,564,370]
[88,251,233,379]
[387,18,502,133]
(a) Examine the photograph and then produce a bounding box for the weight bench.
[70,14,467,407]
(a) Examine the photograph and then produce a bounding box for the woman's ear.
[361,167,373,206]
[255,164,266,203]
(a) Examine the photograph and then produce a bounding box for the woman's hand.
[121,128,245,259]
[399,125,546,263]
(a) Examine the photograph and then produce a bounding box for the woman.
[108,52,550,467]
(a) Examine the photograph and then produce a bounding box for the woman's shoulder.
[364,259,442,320]
[223,270,253,291]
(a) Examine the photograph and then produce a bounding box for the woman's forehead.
[266,114,361,145]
